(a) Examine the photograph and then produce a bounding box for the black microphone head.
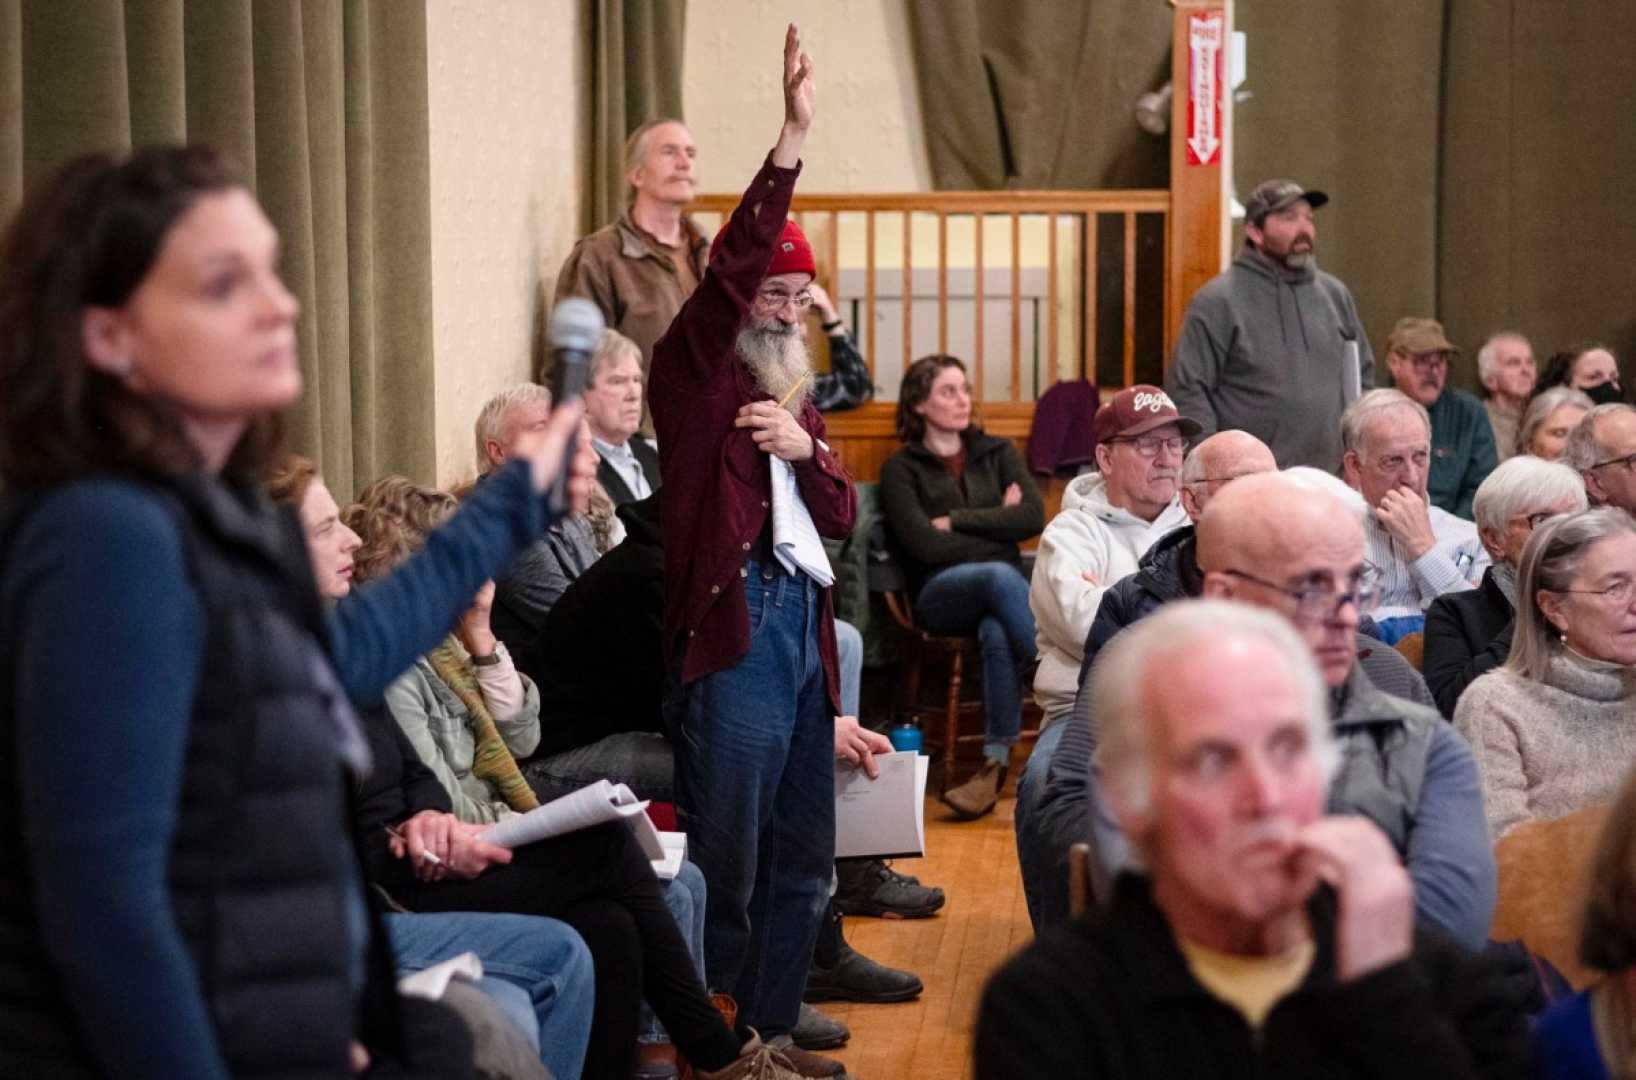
[550,298,605,356]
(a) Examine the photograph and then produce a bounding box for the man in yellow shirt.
[975,599,1527,1077]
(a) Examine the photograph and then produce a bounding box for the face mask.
[1585,380,1625,406]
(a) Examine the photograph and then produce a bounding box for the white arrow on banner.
[1188,13,1223,165]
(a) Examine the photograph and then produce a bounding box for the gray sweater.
[1165,244,1374,472]
[1454,652,1636,839]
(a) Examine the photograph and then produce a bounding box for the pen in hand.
[384,824,443,866]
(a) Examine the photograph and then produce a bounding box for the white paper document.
[478,778,664,859]
[834,750,928,859]
[397,952,483,1000]
[652,831,688,880]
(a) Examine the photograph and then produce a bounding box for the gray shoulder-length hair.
[1519,386,1594,459]
[1508,507,1636,680]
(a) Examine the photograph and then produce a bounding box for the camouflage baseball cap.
[1244,179,1329,225]
[1386,317,1458,357]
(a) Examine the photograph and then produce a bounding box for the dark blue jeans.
[913,561,1036,746]
[1014,716,1067,929]
[673,559,835,1037]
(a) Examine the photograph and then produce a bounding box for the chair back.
[1491,802,1609,990]
[1068,842,1093,919]
[1393,631,1425,671]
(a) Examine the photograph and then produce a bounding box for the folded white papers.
[834,750,928,859]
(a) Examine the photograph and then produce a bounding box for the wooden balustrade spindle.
[902,212,913,373]
[1123,211,1137,389]
[866,210,876,372]
[1009,212,1021,403]
[1047,213,1059,387]
[974,213,985,402]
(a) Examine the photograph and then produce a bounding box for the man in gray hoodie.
[1165,179,1374,473]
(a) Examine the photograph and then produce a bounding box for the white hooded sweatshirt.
[1028,472,1190,724]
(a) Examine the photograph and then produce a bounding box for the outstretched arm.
[650,24,817,402]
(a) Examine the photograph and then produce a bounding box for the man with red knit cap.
[648,24,857,1066]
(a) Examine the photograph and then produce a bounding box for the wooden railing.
[691,190,1168,487]
[691,191,1170,401]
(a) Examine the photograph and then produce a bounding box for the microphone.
[546,298,605,512]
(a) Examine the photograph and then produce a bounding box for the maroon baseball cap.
[1092,385,1203,444]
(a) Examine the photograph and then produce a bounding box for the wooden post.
[1166,0,1230,368]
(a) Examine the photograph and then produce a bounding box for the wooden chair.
[1393,630,1425,671]
[1490,803,1609,990]
[867,518,1043,793]
[1067,841,1093,919]
[879,588,988,795]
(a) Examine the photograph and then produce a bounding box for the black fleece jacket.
[977,874,1528,1080]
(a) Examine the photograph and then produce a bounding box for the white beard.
[737,324,813,414]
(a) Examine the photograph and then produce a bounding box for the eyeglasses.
[1554,579,1636,608]
[1220,564,1382,622]
[1183,474,1250,488]
[1589,449,1636,472]
[753,288,814,313]
[1107,434,1187,458]
[1396,350,1449,371]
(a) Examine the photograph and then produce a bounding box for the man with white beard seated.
[647,23,858,1073]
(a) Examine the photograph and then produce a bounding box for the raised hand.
[509,399,588,508]
[783,22,815,132]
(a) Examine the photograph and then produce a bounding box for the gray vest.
[1326,665,1437,854]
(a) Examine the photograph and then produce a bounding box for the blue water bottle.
[888,723,923,754]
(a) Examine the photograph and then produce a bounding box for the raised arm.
[326,405,587,706]
[650,24,815,396]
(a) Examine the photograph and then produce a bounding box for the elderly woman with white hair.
[1454,508,1636,840]
[1516,385,1594,461]
[1423,456,1586,717]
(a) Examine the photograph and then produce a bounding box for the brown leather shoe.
[691,1033,805,1080]
[765,1034,848,1077]
[941,759,1003,819]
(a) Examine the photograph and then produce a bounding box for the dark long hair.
[0,145,284,489]
[1536,341,1619,395]
[895,353,969,444]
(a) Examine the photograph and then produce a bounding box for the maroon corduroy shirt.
[649,156,856,711]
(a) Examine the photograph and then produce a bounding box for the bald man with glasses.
[1031,472,1494,948]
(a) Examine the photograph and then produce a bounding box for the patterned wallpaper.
[425,0,585,486]
[683,0,931,194]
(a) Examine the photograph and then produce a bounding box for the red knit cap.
[709,218,816,280]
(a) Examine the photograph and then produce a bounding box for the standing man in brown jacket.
[554,118,709,434]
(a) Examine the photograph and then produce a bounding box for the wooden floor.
[819,787,1033,1080]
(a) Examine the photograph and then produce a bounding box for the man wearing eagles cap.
[1166,178,1375,473]
[648,23,857,1056]
[1029,385,1198,733]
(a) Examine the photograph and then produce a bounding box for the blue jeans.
[640,858,709,1044]
[386,911,594,1080]
[1014,717,1067,928]
[673,558,835,1037]
[523,731,677,804]
[913,561,1036,745]
[835,618,863,717]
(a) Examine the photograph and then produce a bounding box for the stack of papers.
[834,750,928,859]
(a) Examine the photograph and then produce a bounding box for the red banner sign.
[1186,11,1224,167]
